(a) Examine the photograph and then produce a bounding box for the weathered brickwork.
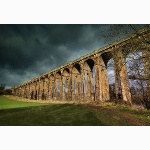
[12,28,150,104]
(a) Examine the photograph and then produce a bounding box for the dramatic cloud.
[0,24,147,88]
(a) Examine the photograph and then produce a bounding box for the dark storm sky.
[0,24,147,88]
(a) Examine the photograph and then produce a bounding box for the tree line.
[0,84,12,95]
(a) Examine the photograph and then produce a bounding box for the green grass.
[0,96,47,110]
[0,96,150,126]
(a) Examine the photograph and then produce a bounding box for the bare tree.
[101,25,150,108]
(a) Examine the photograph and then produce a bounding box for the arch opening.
[101,52,115,100]
[72,63,81,74]
[56,72,61,93]
[72,63,81,101]
[63,68,70,94]
[107,58,115,99]
[83,59,95,101]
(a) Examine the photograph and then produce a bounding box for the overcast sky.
[0,24,147,88]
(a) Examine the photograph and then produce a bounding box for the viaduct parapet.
[12,28,150,103]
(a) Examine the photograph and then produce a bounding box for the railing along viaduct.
[12,28,150,104]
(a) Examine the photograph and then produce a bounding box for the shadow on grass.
[0,104,106,126]
[1,97,149,126]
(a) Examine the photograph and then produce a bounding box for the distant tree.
[0,84,12,95]
[3,89,12,95]
[0,84,5,91]
[0,84,5,95]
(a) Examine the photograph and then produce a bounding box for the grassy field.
[0,96,150,126]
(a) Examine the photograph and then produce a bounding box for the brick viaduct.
[12,28,150,104]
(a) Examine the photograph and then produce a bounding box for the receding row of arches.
[14,56,107,102]
[14,55,112,101]
[13,48,141,103]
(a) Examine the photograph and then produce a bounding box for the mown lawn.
[0,96,150,126]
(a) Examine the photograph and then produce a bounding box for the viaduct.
[12,28,150,104]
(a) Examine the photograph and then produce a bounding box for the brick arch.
[82,58,95,101]
[72,63,81,74]
[101,52,113,67]
[101,51,115,88]
[62,68,70,86]
[55,70,61,78]
[84,58,95,71]
[42,76,49,100]
[63,68,70,75]
[70,63,81,101]
[55,70,62,100]
[49,73,55,80]
[101,51,117,100]
[61,68,71,101]
[55,71,62,91]
[49,74,55,99]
